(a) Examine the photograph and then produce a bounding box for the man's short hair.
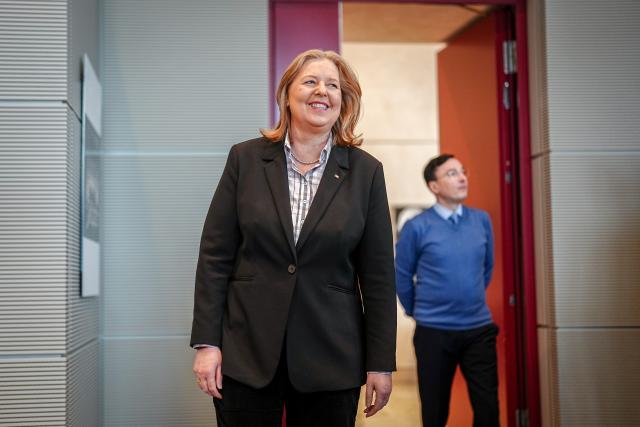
[423,154,455,184]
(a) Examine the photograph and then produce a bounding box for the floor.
[355,367,480,427]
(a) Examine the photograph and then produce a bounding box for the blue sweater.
[395,206,494,330]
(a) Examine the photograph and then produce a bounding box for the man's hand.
[193,347,223,399]
[363,372,392,417]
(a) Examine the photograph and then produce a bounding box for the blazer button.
[287,264,296,274]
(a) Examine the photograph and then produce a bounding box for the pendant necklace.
[290,150,320,165]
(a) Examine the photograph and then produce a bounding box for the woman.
[190,49,396,427]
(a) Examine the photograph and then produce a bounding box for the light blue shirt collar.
[433,203,464,221]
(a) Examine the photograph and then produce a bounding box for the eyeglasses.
[438,168,468,179]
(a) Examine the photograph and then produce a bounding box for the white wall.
[342,42,444,369]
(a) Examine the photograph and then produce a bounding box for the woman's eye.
[304,80,315,85]
[329,83,339,89]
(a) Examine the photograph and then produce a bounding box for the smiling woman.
[288,59,341,134]
[190,49,397,427]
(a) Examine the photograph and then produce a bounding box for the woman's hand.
[193,347,223,398]
[363,372,392,417]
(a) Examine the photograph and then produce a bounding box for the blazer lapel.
[262,141,297,260]
[295,145,350,252]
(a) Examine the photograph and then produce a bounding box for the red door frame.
[269,1,539,426]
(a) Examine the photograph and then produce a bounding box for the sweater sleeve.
[483,212,495,288]
[395,219,419,316]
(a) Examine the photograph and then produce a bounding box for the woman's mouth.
[309,102,329,110]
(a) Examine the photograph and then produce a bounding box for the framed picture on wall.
[394,205,427,238]
[81,54,102,297]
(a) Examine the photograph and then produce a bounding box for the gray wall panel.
[530,1,640,425]
[101,155,225,336]
[0,357,66,426]
[102,337,213,426]
[527,0,549,157]
[1,0,99,425]
[550,153,640,327]
[539,328,640,426]
[532,155,555,327]
[0,0,67,101]
[556,329,640,426]
[101,0,269,153]
[537,328,560,427]
[0,104,68,356]
[67,342,99,427]
[100,0,268,424]
[545,0,640,152]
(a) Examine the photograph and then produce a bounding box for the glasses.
[438,168,468,180]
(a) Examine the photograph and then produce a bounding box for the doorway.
[270,1,538,425]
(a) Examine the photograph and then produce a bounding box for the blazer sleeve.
[355,162,397,372]
[190,145,241,347]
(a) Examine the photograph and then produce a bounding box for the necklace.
[290,150,320,165]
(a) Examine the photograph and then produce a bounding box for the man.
[395,154,499,427]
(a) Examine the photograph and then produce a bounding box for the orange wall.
[437,13,508,427]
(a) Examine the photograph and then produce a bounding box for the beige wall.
[342,42,444,369]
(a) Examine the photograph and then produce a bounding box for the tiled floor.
[355,369,422,427]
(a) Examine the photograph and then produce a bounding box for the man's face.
[428,158,469,204]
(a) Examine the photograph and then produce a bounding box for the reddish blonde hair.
[261,49,363,147]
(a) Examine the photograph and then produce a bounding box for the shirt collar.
[433,203,463,220]
[284,132,333,164]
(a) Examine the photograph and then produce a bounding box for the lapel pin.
[334,173,340,179]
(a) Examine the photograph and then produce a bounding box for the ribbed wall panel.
[530,1,640,425]
[0,104,68,356]
[545,0,640,151]
[66,342,99,427]
[101,155,225,336]
[0,357,66,426]
[532,155,555,327]
[102,338,213,426]
[1,0,99,425]
[555,329,640,426]
[101,0,269,153]
[537,328,560,427]
[0,0,67,100]
[550,153,640,327]
[527,0,549,157]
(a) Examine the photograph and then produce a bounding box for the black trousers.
[414,323,500,427]
[213,348,360,427]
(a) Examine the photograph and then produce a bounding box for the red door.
[437,10,511,427]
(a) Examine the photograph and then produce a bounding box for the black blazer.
[190,137,396,392]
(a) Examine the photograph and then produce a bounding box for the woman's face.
[287,59,342,135]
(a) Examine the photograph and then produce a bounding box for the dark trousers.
[213,348,360,427]
[414,323,500,427]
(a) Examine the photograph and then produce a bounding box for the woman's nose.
[315,82,327,95]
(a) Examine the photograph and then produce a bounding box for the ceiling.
[342,3,493,43]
